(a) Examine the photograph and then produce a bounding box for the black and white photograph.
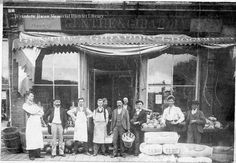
[1,0,235,162]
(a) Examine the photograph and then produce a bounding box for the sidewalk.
[1,150,141,162]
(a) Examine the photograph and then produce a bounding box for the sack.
[144,132,179,144]
[139,153,176,163]
[177,143,212,157]
[177,157,212,163]
[163,144,180,155]
[139,143,162,155]
[47,125,51,135]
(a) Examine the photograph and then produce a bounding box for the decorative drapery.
[14,47,41,95]
[13,32,236,51]
[12,32,236,95]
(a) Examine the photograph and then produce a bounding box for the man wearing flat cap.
[161,95,185,132]
[186,100,206,144]
[130,100,146,156]
[44,99,68,158]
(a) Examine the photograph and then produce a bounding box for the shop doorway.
[94,70,134,110]
[89,55,138,111]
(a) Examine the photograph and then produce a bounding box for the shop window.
[147,53,197,114]
[34,52,78,110]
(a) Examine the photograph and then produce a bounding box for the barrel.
[2,127,22,153]
[19,128,26,153]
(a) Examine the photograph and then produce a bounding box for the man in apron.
[22,92,44,160]
[67,97,93,155]
[92,98,109,156]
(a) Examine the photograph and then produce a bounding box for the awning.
[13,32,236,53]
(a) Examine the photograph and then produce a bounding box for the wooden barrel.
[2,127,22,153]
[19,128,26,153]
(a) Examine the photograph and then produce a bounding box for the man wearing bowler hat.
[44,99,68,158]
[186,100,206,144]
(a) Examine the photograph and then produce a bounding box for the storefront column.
[139,56,148,108]
[8,33,26,128]
[79,52,89,107]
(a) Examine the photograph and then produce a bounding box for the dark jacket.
[131,109,146,130]
[43,107,68,129]
[111,107,130,131]
[186,109,206,133]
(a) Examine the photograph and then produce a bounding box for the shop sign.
[22,13,191,32]
[24,17,61,30]
[61,15,191,32]
[190,19,222,33]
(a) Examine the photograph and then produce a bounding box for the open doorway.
[89,55,138,111]
[94,70,133,110]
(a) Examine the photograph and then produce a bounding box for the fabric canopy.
[13,32,236,55]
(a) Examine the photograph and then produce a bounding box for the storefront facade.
[3,1,235,146]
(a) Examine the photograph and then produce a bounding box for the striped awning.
[13,32,236,50]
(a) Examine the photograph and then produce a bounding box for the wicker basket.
[122,132,135,148]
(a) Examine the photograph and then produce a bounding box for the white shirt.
[118,108,122,114]
[191,109,197,115]
[162,105,184,124]
[52,107,61,124]
[123,105,128,110]
[136,109,141,115]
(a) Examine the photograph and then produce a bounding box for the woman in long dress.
[22,92,44,160]
[92,98,108,156]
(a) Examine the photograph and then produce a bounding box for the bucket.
[19,128,27,153]
[2,127,22,153]
[122,132,135,148]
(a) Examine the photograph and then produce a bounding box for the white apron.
[93,111,107,144]
[74,110,88,142]
[24,104,44,150]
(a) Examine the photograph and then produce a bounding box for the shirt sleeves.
[86,108,93,118]
[177,107,185,123]
[22,103,41,115]
[161,109,167,124]
[67,107,76,118]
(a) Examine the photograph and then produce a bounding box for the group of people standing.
[23,91,206,160]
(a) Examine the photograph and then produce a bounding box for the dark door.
[94,70,133,110]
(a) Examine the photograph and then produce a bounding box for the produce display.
[142,112,163,129]
[204,116,223,130]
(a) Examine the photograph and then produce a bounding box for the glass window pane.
[173,54,197,85]
[54,53,78,84]
[35,54,53,84]
[148,85,173,113]
[148,53,173,85]
[33,85,53,112]
[173,86,195,113]
[55,86,78,110]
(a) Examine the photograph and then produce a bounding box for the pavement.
[1,150,141,162]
